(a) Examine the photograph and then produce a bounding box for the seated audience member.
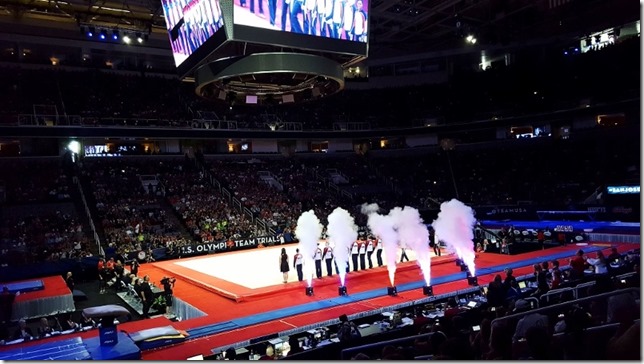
[259,345,275,360]
[80,313,97,328]
[337,314,361,342]
[224,347,237,360]
[512,299,548,343]
[505,280,522,302]
[287,335,303,356]
[14,319,33,340]
[523,325,551,360]
[37,317,55,337]
[586,251,608,274]
[607,247,621,263]
[61,314,80,331]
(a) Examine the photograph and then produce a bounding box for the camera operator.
[161,276,175,315]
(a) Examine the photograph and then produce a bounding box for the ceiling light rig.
[79,24,148,45]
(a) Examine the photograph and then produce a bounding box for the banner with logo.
[178,235,282,256]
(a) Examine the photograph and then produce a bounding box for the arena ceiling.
[0,0,637,62]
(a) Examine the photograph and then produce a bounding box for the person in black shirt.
[13,319,33,340]
[140,275,154,318]
[130,259,140,276]
[0,286,16,324]
[161,276,175,314]
[65,272,74,292]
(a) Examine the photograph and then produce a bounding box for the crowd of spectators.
[0,159,72,204]
[81,158,188,258]
[163,162,260,242]
[0,209,92,266]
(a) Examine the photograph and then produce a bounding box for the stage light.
[460,262,468,272]
[387,286,397,296]
[338,286,347,296]
[422,286,433,296]
[123,35,131,44]
[470,37,477,44]
[112,29,119,40]
[305,287,314,296]
[99,30,106,40]
[466,35,473,42]
[467,276,478,286]
[136,33,143,43]
[67,140,80,154]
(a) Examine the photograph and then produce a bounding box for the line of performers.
[288,237,440,282]
[242,0,368,42]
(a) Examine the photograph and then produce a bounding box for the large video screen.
[162,0,227,75]
[232,0,368,55]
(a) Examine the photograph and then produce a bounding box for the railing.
[341,332,431,360]
[73,176,103,256]
[588,233,640,244]
[243,207,254,222]
[492,287,640,328]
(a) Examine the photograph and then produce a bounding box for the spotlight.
[112,29,119,40]
[467,276,478,286]
[466,35,473,42]
[338,286,347,296]
[387,286,397,296]
[99,30,106,40]
[123,35,132,44]
[422,285,433,296]
[136,33,143,43]
[471,37,477,44]
[305,286,314,296]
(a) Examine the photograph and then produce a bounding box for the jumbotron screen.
[232,0,369,56]
[161,0,227,75]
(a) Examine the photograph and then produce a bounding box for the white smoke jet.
[432,199,477,276]
[360,202,380,216]
[396,206,432,285]
[295,210,323,287]
[367,208,400,286]
[326,207,358,287]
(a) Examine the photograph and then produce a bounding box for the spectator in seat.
[258,345,275,360]
[502,268,516,293]
[37,317,56,337]
[505,280,522,302]
[512,299,548,343]
[607,247,621,263]
[14,319,33,340]
[586,251,608,274]
[523,325,551,359]
[568,249,586,279]
[531,264,549,297]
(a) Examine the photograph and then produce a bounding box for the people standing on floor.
[140,275,154,318]
[250,0,264,16]
[376,237,383,267]
[65,271,74,292]
[161,276,175,315]
[281,0,291,31]
[399,245,410,263]
[279,247,290,283]
[289,0,305,33]
[431,232,442,256]
[351,240,359,271]
[366,237,374,268]
[267,0,277,26]
[323,241,334,277]
[130,259,140,276]
[314,243,323,279]
[358,238,366,270]
[0,286,16,324]
[293,248,304,281]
